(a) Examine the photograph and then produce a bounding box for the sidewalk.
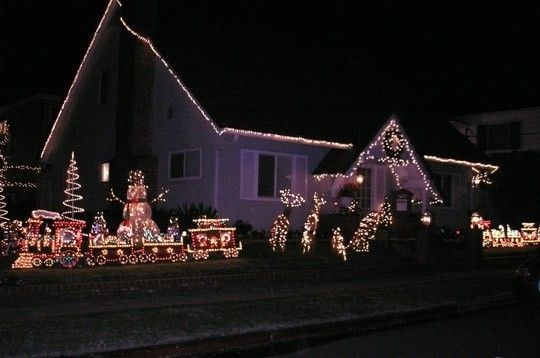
[1,267,516,357]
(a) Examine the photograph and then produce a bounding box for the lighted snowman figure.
[110,171,167,245]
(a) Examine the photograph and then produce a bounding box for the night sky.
[1,0,539,117]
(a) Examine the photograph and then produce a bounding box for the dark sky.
[1,0,539,116]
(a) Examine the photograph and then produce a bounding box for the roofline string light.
[423,155,499,173]
[315,118,443,204]
[41,0,122,160]
[119,18,353,150]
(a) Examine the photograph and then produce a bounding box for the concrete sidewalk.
[1,267,517,356]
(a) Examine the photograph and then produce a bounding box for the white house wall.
[41,8,121,213]
[151,57,331,230]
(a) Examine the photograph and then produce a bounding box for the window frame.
[168,148,202,181]
[240,149,308,201]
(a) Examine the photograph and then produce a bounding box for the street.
[277,300,540,358]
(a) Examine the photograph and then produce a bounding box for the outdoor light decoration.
[270,189,305,252]
[331,227,347,261]
[41,0,123,160]
[301,193,326,254]
[89,212,109,245]
[12,211,85,269]
[471,168,493,188]
[378,197,392,229]
[314,119,443,204]
[382,128,405,158]
[350,211,380,252]
[420,212,432,226]
[482,222,540,248]
[470,212,482,229]
[356,173,364,185]
[116,17,352,150]
[62,152,85,221]
[108,170,166,245]
[188,217,241,259]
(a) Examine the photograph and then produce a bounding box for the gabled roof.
[119,0,392,146]
[314,111,496,175]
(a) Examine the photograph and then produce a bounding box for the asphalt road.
[277,300,540,358]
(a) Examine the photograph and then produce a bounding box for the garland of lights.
[62,152,85,221]
[301,193,326,254]
[382,129,405,158]
[331,227,347,261]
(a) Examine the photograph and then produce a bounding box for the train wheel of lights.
[170,253,179,262]
[44,258,55,267]
[31,257,43,267]
[96,255,107,266]
[86,257,96,267]
[179,251,188,262]
[119,255,129,265]
[59,251,78,268]
[148,253,157,263]
[128,254,138,265]
[138,254,148,263]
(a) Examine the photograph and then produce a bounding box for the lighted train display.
[10,211,241,269]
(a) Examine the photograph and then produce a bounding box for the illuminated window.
[169,149,201,179]
[100,163,109,182]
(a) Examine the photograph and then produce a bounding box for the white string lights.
[41,0,122,160]
[62,152,85,221]
[118,18,353,150]
[301,193,326,254]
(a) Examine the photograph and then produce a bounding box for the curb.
[104,292,517,357]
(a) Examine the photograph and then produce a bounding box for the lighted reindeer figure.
[269,189,305,252]
[301,193,326,254]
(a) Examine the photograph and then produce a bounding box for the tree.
[62,151,84,220]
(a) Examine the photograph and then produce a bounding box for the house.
[452,107,540,154]
[39,0,497,230]
[452,107,540,223]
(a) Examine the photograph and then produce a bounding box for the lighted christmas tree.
[301,193,326,254]
[89,212,109,245]
[62,151,85,220]
[378,196,392,229]
[270,189,305,252]
[331,227,347,261]
[350,211,379,252]
[166,216,182,242]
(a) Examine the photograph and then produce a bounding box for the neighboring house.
[452,107,540,223]
[40,0,497,230]
[452,107,540,154]
[0,94,60,217]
